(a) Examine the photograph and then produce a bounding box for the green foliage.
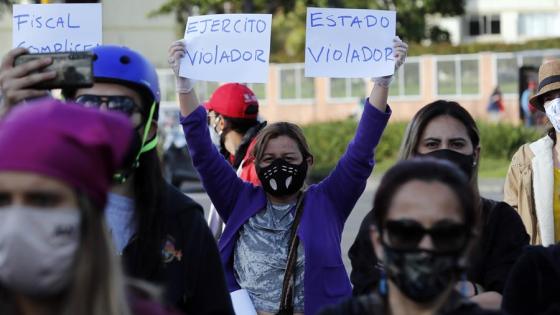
[408,37,560,56]
[0,0,13,17]
[303,118,543,179]
[149,0,466,62]
[478,121,542,160]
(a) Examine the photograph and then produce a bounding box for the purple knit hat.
[0,98,134,207]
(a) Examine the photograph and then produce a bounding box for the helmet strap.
[113,101,158,184]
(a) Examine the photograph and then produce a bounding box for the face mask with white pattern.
[545,98,560,132]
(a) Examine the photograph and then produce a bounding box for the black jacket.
[502,245,560,315]
[317,291,506,315]
[349,198,529,295]
[123,182,234,315]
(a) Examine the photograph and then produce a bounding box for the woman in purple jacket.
[169,38,407,315]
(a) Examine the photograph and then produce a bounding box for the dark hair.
[251,122,313,164]
[399,100,480,159]
[372,158,477,233]
[126,149,165,278]
[222,116,260,135]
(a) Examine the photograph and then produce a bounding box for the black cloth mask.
[257,158,307,197]
[418,149,475,179]
[383,246,461,303]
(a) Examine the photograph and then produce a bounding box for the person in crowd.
[487,87,504,122]
[504,59,560,247]
[169,45,267,240]
[349,100,529,310]
[204,83,266,239]
[0,99,159,315]
[170,37,408,315]
[0,46,233,315]
[520,81,536,127]
[502,244,560,315]
[319,159,505,315]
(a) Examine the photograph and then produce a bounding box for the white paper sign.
[305,7,396,78]
[12,3,102,53]
[180,14,272,83]
[230,289,257,315]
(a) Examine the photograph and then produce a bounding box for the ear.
[147,120,158,140]
[370,225,385,263]
[218,115,226,132]
[473,145,481,166]
[306,155,314,167]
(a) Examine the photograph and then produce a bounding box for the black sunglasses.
[74,95,142,116]
[383,219,469,253]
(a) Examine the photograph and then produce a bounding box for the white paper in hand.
[230,289,258,315]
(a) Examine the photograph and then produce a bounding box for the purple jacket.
[181,100,390,315]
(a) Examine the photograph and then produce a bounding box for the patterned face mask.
[545,98,560,133]
[383,245,461,303]
[257,158,308,197]
[0,207,81,296]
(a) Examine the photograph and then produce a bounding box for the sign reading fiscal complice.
[305,7,396,78]
[180,14,272,83]
[12,3,102,53]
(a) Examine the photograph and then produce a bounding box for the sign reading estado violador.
[305,7,396,78]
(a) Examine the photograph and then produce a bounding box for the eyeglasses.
[383,219,468,253]
[74,95,142,116]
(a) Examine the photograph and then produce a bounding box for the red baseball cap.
[204,83,259,120]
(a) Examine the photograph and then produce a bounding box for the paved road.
[188,178,506,272]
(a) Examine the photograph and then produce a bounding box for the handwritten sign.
[305,7,396,78]
[12,3,102,53]
[180,14,272,83]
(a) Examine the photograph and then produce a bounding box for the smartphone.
[13,51,94,90]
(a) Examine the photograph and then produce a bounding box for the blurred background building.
[0,0,559,125]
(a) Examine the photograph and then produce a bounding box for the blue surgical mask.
[104,193,135,254]
[208,125,222,150]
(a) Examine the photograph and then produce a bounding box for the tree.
[150,0,465,61]
[0,0,14,17]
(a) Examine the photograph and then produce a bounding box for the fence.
[158,48,560,124]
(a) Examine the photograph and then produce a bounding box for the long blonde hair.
[63,193,131,315]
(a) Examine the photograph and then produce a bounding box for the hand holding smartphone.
[13,51,94,90]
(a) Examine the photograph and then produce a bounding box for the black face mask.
[383,246,461,303]
[257,158,307,197]
[417,149,475,179]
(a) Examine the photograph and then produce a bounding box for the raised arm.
[320,37,407,221]
[169,40,245,222]
[369,37,408,112]
[168,40,199,117]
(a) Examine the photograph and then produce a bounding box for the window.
[496,56,518,94]
[157,70,177,103]
[278,65,315,102]
[389,60,421,97]
[522,56,543,68]
[246,83,267,104]
[519,13,560,37]
[329,78,366,100]
[194,81,220,102]
[437,60,456,95]
[436,56,480,96]
[468,15,500,36]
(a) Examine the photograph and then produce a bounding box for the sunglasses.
[74,95,142,116]
[383,219,468,253]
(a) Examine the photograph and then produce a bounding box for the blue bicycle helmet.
[91,45,161,120]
